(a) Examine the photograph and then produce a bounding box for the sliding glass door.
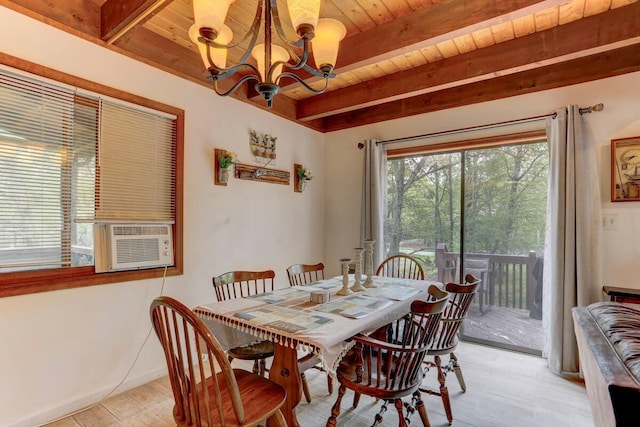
[385,138,548,353]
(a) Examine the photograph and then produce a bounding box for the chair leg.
[266,409,287,427]
[450,352,466,392]
[327,374,333,394]
[435,355,453,424]
[326,384,346,427]
[301,372,312,403]
[413,390,431,427]
[352,391,362,408]
[394,399,409,427]
[259,359,267,377]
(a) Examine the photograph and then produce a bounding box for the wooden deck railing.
[434,243,539,310]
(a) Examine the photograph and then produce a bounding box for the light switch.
[602,214,617,230]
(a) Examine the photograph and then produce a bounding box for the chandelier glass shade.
[190,0,347,108]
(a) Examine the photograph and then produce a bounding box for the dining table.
[193,275,441,427]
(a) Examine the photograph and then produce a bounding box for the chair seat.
[297,352,321,371]
[181,369,286,427]
[228,340,275,360]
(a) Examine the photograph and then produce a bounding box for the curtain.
[543,106,602,374]
[360,139,387,269]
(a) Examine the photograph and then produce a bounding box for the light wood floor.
[43,341,593,427]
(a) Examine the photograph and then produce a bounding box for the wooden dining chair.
[212,270,276,376]
[286,262,325,286]
[420,274,480,425]
[377,254,425,280]
[327,285,449,427]
[286,262,332,402]
[149,296,287,427]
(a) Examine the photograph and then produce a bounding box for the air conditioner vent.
[94,223,173,272]
[115,238,163,264]
[112,225,170,236]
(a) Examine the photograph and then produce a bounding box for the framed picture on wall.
[612,136,640,202]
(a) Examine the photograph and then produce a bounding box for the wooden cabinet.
[602,286,640,304]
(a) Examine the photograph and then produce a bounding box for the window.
[385,131,548,353]
[0,60,183,297]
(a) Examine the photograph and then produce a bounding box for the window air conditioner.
[94,223,174,273]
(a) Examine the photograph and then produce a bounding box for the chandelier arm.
[276,72,330,95]
[301,63,336,79]
[269,0,312,69]
[283,37,312,72]
[266,51,310,82]
[265,39,314,83]
[208,62,261,81]
[212,74,259,97]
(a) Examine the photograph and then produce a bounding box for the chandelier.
[189,0,346,108]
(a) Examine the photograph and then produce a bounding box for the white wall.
[324,71,640,300]
[0,7,325,427]
[3,4,640,425]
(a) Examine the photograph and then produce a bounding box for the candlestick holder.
[351,248,365,292]
[364,239,376,288]
[337,258,354,296]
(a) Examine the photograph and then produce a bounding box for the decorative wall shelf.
[294,163,312,192]
[234,162,290,185]
[294,163,303,193]
[214,148,228,186]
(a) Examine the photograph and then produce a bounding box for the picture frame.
[611,136,640,202]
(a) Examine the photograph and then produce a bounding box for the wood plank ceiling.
[3,0,639,132]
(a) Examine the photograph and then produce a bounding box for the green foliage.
[386,141,548,257]
[218,150,237,169]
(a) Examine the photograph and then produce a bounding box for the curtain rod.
[357,103,604,149]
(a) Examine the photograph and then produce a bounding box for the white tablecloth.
[194,276,440,375]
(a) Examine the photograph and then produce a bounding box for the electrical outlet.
[602,214,617,230]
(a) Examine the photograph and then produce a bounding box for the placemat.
[234,304,333,333]
[312,294,392,319]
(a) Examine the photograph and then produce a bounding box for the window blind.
[0,67,177,271]
[0,70,76,269]
[90,100,176,221]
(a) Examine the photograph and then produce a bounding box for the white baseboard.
[6,368,167,427]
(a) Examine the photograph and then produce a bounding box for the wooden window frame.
[0,53,184,298]
[386,130,547,159]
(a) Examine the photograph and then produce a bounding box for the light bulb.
[312,18,347,71]
[251,44,290,82]
[189,24,233,69]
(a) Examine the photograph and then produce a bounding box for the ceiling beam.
[321,44,640,132]
[298,2,640,120]
[100,0,172,44]
[333,0,567,72]
[269,0,567,97]
[0,0,101,38]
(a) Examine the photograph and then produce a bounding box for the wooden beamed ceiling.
[3,0,640,132]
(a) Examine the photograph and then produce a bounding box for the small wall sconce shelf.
[214,148,232,186]
[295,163,313,193]
[235,162,290,185]
[294,163,303,193]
